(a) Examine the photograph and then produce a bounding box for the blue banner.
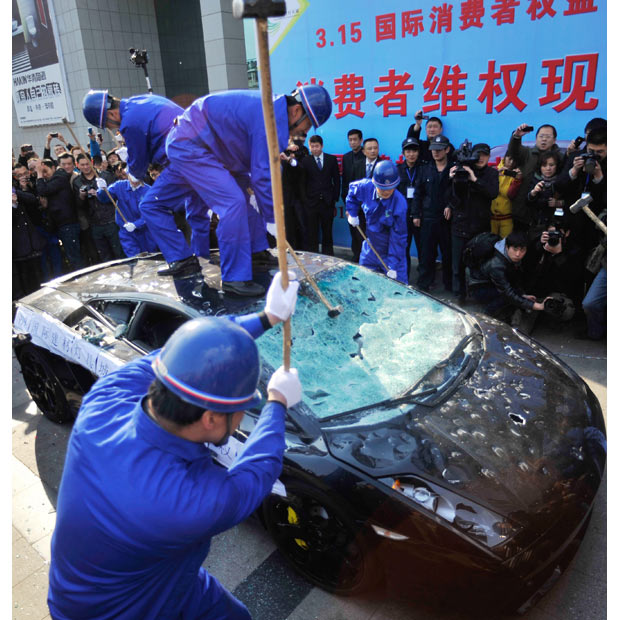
[268,0,606,160]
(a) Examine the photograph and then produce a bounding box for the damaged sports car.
[12,252,606,613]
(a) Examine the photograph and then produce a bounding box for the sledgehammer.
[569,193,607,235]
[285,241,342,318]
[233,0,292,368]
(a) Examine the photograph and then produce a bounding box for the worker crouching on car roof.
[345,160,409,283]
[48,272,301,620]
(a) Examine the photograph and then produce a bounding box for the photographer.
[73,154,124,262]
[521,219,582,333]
[447,142,499,299]
[43,132,73,164]
[557,128,606,257]
[526,152,568,232]
[471,231,549,329]
[564,117,606,159]
[506,123,564,230]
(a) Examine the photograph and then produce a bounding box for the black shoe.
[221,280,266,296]
[157,255,201,278]
[252,250,279,266]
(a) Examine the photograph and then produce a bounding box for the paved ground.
[12,258,607,619]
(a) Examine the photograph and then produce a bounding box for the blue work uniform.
[119,94,211,260]
[140,90,289,282]
[48,313,285,620]
[346,179,409,283]
[97,180,158,257]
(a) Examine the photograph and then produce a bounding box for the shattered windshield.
[255,264,468,421]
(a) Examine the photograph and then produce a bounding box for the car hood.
[324,314,606,529]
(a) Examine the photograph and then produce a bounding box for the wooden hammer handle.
[255,18,291,370]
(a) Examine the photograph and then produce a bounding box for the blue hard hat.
[372,160,400,190]
[82,89,109,129]
[152,317,262,413]
[295,85,332,128]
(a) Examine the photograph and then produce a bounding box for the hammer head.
[232,0,286,19]
[569,193,593,214]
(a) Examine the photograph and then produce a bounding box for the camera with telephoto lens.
[544,296,566,317]
[583,151,602,175]
[129,47,148,67]
[453,140,479,184]
[546,230,563,247]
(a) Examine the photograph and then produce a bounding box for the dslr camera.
[583,150,602,175]
[546,230,564,247]
[452,140,479,184]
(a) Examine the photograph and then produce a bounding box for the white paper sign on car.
[206,436,287,498]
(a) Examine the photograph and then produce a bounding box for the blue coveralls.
[97,180,158,257]
[140,90,289,282]
[119,94,211,260]
[48,313,285,620]
[346,179,409,283]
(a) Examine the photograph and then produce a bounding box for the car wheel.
[262,480,380,595]
[17,344,73,424]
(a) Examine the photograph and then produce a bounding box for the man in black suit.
[300,135,340,256]
[341,129,365,204]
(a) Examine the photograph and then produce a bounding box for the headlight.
[381,476,522,548]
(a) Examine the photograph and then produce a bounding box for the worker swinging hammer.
[48,271,301,619]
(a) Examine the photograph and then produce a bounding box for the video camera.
[129,48,148,67]
[452,140,480,183]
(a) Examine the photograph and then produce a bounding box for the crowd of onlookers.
[279,112,607,340]
[13,112,606,340]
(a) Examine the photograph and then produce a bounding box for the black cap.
[472,143,491,155]
[401,137,420,151]
[428,135,450,150]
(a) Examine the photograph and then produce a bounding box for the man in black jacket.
[472,231,547,325]
[447,143,499,299]
[406,111,454,164]
[397,137,423,282]
[35,158,83,271]
[73,154,124,262]
[412,135,454,292]
[300,135,340,255]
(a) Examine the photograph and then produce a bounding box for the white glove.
[207,209,214,219]
[95,177,107,189]
[265,270,299,321]
[347,214,359,227]
[123,222,136,232]
[266,221,277,238]
[116,146,128,162]
[267,366,302,408]
[386,269,397,279]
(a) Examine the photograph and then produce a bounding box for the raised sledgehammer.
[569,193,607,235]
[233,0,292,368]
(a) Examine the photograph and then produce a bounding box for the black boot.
[221,280,266,296]
[252,250,279,267]
[157,255,201,277]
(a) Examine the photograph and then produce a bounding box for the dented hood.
[324,315,606,527]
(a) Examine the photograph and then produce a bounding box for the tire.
[16,344,74,424]
[262,479,380,595]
